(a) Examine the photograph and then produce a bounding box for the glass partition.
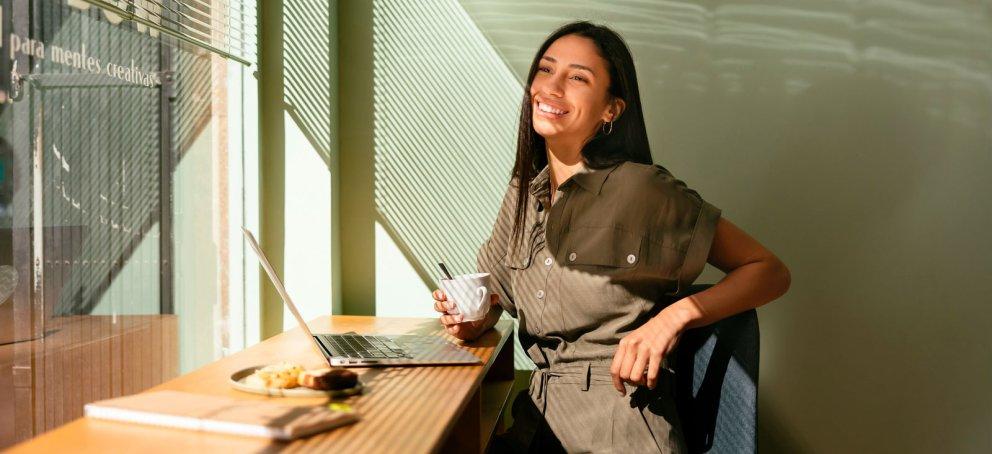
[0,0,257,447]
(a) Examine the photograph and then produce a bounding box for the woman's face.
[530,34,621,144]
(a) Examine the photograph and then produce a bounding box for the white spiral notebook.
[84,390,359,440]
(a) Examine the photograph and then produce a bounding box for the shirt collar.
[529,161,620,197]
[528,165,551,198]
[570,161,620,194]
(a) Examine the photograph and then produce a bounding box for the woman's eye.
[570,75,587,82]
[538,66,551,73]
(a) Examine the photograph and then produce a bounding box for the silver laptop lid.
[242,227,331,367]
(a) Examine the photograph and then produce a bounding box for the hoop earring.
[602,120,614,135]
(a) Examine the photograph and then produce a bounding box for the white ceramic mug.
[439,272,492,322]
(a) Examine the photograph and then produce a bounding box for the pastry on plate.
[244,362,304,389]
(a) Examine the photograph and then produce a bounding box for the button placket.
[535,266,550,335]
[531,212,553,336]
[535,184,573,338]
[546,188,570,263]
[536,244,553,328]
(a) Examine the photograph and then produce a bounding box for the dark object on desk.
[300,368,360,390]
[673,283,759,454]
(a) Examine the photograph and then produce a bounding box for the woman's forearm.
[463,303,504,341]
[665,258,791,330]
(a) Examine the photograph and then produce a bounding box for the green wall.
[279,1,992,451]
[457,2,991,453]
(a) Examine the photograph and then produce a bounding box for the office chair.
[673,284,760,454]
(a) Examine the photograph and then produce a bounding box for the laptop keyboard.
[317,333,412,359]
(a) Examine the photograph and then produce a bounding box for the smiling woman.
[511,22,654,217]
[531,38,620,149]
[430,21,790,453]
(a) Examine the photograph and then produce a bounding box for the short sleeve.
[475,181,518,316]
[650,165,722,296]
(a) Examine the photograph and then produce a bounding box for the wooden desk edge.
[435,319,515,453]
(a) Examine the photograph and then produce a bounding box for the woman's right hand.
[432,289,498,341]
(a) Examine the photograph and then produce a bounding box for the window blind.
[73,0,256,65]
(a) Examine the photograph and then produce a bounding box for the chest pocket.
[503,221,541,269]
[563,226,642,269]
[502,203,545,270]
[503,241,533,270]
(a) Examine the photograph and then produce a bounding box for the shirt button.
[627,254,637,264]
[536,290,545,299]
[568,252,577,261]
[544,257,553,266]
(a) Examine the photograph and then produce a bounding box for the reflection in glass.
[0,1,254,447]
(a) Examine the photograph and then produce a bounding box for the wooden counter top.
[8,316,515,453]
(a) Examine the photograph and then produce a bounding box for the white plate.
[229,366,364,398]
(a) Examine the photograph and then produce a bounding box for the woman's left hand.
[610,308,688,395]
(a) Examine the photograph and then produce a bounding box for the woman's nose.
[536,75,565,98]
[541,81,564,98]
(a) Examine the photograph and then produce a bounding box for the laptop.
[242,228,482,367]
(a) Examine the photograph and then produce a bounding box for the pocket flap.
[502,231,535,269]
[503,247,532,269]
[564,226,642,268]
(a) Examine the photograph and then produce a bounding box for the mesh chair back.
[673,284,760,454]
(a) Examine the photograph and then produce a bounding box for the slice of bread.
[298,368,359,391]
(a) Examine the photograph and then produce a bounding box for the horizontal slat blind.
[75,0,256,64]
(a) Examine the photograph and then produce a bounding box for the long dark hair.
[510,21,653,251]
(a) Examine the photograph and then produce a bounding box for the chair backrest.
[672,284,759,454]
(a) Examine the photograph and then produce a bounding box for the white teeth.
[538,102,567,115]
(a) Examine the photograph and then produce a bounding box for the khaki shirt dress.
[477,160,722,453]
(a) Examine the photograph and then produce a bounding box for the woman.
[432,21,790,453]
